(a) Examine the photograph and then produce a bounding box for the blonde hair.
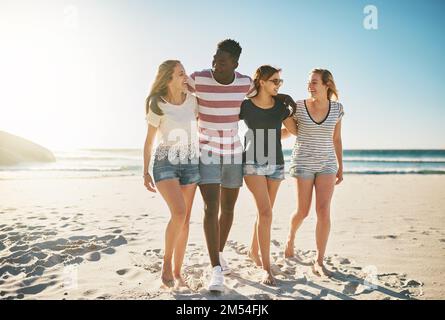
[145,60,181,115]
[311,68,339,101]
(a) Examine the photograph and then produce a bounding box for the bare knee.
[203,200,219,217]
[293,207,310,220]
[171,207,187,223]
[258,207,272,223]
[221,205,234,218]
[316,204,330,222]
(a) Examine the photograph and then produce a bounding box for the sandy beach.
[0,174,443,300]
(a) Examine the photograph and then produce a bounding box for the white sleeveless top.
[146,93,199,160]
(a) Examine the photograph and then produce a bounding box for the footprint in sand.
[271,239,281,247]
[101,247,116,255]
[342,281,369,295]
[145,248,161,255]
[145,261,162,273]
[378,273,407,289]
[110,235,127,247]
[251,293,272,300]
[226,241,248,255]
[7,235,21,242]
[116,268,129,276]
[85,252,101,262]
[9,244,29,252]
[17,282,57,295]
[337,257,351,265]
[83,289,98,296]
[374,235,398,240]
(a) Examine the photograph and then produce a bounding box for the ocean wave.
[343,169,445,175]
[0,165,142,172]
[343,158,445,163]
[54,156,140,161]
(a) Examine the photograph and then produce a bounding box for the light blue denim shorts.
[198,153,243,188]
[152,156,200,185]
[243,163,285,180]
[289,164,337,180]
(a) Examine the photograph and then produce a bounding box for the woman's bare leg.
[285,177,314,258]
[156,179,187,287]
[244,175,276,285]
[173,183,197,286]
[312,174,336,276]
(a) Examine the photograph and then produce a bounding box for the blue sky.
[1,0,444,150]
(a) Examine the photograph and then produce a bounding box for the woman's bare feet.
[284,240,294,258]
[161,262,175,288]
[312,261,333,277]
[261,270,276,286]
[174,275,188,288]
[248,250,262,267]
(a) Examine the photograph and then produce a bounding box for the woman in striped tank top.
[284,69,344,277]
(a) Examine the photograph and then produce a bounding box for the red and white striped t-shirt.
[188,69,254,156]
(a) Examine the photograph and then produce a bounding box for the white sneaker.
[219,252,231,275]
[208,266,224,292]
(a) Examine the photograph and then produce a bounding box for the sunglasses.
[268,79,284,85]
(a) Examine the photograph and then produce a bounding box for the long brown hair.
[311,68,339,101]
[252,65,281,97]
[145,60,180,116]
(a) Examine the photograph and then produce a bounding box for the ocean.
[1,149,444,179]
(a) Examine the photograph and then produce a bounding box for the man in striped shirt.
[188,39,296,291]
[187,39,254,292]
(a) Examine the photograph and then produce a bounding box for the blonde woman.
[284,69,344,277]
[143,60,200,288]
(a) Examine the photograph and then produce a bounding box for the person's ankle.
[163,259,172,267]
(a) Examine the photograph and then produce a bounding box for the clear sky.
[1,0,444,150]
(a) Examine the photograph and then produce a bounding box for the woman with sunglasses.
[239,65,296,285]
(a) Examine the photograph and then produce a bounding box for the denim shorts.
[289,165,337,180]
[198,154,243,188]
[152,156,200,185]
[243,163,285,180]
